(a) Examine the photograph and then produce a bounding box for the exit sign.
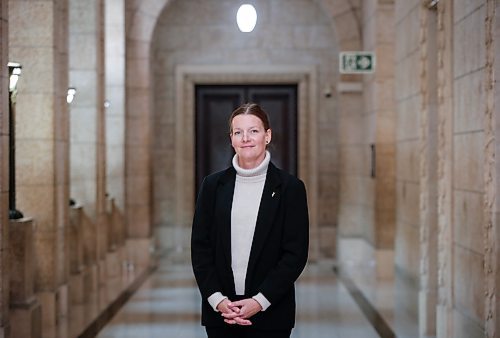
[339,52,376,74]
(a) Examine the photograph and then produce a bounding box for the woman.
[191,103,309,338]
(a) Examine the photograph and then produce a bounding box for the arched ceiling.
[126,0,361,52]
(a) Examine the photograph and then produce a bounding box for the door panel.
[248,86,297,177]
[195,85,297,194]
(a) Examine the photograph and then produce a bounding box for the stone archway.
[125,0,362,257]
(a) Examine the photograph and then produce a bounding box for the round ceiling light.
[237,4,257,33]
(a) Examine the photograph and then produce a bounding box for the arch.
[124,0,362,251]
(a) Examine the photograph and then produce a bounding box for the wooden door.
[195,84,297,194]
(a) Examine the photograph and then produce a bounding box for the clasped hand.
[217,298,262,325]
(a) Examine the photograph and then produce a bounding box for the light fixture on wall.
[425,0,439,9]
[8,62,22,92]
[67,87,76,103]
[8,62,24,220]
[237,4,257,33]
[104,100,110,108]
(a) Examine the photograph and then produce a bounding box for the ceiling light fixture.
[237,4,257,33]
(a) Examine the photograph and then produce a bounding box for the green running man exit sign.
[339,52,376,74]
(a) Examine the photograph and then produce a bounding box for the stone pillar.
[372,1,396,279]
[81,212,98,325]
[68,0,107,315]
[418,4,438,337]
[68,206,84,337]
[436,1,454,337]
[1,2,10,336]
[8,0,70,337]
[360,0,396,279]
[485,0,499,336]
[109,198,126,292]
[9,218,42,338]
[105,0,125,211]
[125,5,157,271]
[105,199,123,301]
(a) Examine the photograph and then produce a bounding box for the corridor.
[97,258,417,338]
[2,0,499,337]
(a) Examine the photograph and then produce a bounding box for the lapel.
[246,163,283,281]
[217,167,236,267]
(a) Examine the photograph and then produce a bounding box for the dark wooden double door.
[195,84,298,194]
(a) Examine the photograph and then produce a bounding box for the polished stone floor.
[97,259,417,338]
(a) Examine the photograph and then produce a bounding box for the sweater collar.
[232,151,271,177]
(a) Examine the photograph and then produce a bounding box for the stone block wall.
[394,0,495,336]
[151,0,339,256]
[449,2,487,336]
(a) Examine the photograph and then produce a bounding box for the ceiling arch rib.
[127,0,361,53]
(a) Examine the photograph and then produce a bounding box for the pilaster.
[9,218,41,338]
[8,1,70,337]
[436,0,454,337]
[485,0,499,336]
[418,3,439,336]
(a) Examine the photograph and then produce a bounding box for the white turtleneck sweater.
[207,151,272,312]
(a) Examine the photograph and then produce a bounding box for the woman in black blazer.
[191,103,309,338]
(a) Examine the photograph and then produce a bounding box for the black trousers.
[206,325,292,338]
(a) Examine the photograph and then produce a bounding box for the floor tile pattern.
[97,261,408,338]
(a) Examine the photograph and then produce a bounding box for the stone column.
[8,0,70,337]
[125,3,162,271]
[360,0,396,279]
[418,4,438,337]
[372,0,396,279]
[105,0,125,211]
[104,198,123,302]
[485,0,499,336]
[436,1,454,337]
[9,218,42,338]
[104,0,126,301]
[68,206,84,337]
[68,0,107,313]
[1,2,10,336]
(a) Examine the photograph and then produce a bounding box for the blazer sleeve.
[191,177,224,300]
[257,178,309,304]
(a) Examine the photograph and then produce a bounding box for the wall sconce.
[425,0,439,9]
[67,87,76,103]
[8,62,22,92]
[8,62,24,219]
[104,100,110,108]
[237,4,257,33]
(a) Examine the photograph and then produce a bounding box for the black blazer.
[191,162,309,330]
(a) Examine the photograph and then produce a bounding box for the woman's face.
[230,114,271,166]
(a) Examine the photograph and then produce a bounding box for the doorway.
[195,84,298,193]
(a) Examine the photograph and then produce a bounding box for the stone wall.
[448,1,488,336]
[151,0,339,256]
[395,0,493,336]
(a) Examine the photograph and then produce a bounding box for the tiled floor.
[96,259,400,338]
